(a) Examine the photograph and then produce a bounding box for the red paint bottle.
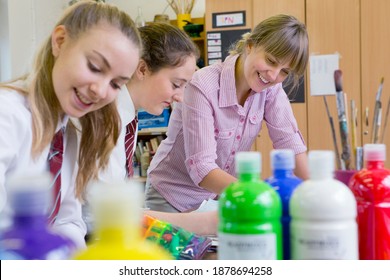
[349,144,390,259]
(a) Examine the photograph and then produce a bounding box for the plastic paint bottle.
[349,144,390,259]
[218,152,282,260]
[73,180,171,260]
[290,150,358,259]
[265,149,302,260]
[0,173,75,259]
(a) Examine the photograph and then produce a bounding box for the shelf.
[191,37,204,41]
[138,127,168,136]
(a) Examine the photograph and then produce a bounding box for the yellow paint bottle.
[73,180,172,260]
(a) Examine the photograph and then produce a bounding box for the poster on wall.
[309,53,340,96]
[212,11,246,28]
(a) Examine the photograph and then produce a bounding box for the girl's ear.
[246,43,253,55]
[135,59,149,81]
[52,25,67,57]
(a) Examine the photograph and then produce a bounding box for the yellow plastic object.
[177,13,191,30]
[74,227,172,260]
[73,180,172,260]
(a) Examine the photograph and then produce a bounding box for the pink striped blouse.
[147,54,306,212]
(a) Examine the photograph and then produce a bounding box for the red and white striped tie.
[125,118,138,177]
[47,128,64,225]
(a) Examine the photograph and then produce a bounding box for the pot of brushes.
[166,0,197,30]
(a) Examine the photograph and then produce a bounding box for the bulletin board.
[206,28,251,65]
[283,76,305,103]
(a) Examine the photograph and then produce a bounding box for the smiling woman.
[50,22,139,118]
[0,0,141,253]
[145,14,310,214]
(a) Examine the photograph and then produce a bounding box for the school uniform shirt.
[0,82,87,249]
[98,86,137,182]
[147,54,307,212]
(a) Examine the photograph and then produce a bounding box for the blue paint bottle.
[265,149,302,260]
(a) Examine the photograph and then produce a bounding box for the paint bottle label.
[291,221,358,259]
[218,232,276,260]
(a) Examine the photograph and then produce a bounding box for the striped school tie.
[125,118,138,177]
[47,128,64,225]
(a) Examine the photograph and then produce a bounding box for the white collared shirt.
[0,82,86,249]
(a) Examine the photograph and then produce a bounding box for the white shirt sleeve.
[0,88,46,231]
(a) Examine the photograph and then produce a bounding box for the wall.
[0,0,39,81]
[205,0,390,176]
[113,0,205,22]
[0,0,205,82]
[0,0,9,81]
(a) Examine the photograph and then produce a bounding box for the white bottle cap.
[235,152,261,174]
[309,150,334,180]
[364,144,386,162]
[270,149,295,170]
[89,179,144,228]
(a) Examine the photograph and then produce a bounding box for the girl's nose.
[173,92,184,103]
[89,80,108,101]
[173,94,183,102]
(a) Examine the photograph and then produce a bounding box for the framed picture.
[212,11,246,28]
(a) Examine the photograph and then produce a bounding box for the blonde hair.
[230,14,309,91]
[1,0,141,199]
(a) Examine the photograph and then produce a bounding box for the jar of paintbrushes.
[166,0,196,30]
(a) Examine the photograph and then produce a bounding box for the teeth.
[259,74,270,84]
[75,89,92,105]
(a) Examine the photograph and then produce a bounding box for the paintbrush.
[350,99,357,168]
[355,146,363,170]
[364,107,369,135]
[323,96,342,170]
[381,98,390,143]
[371,77,384,143]
[334,70,352,170]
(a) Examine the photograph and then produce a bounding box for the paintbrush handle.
[336,92,346,119]
[339,118,352,170]
[329,116,342,170]
[323,96,342,170]
[356,147,363,170]
[381,99,390,143]
[371,101,380,143]
[372,101,382,143]
[350,100,357,162]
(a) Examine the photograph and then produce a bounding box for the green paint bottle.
[218,152,283,260]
